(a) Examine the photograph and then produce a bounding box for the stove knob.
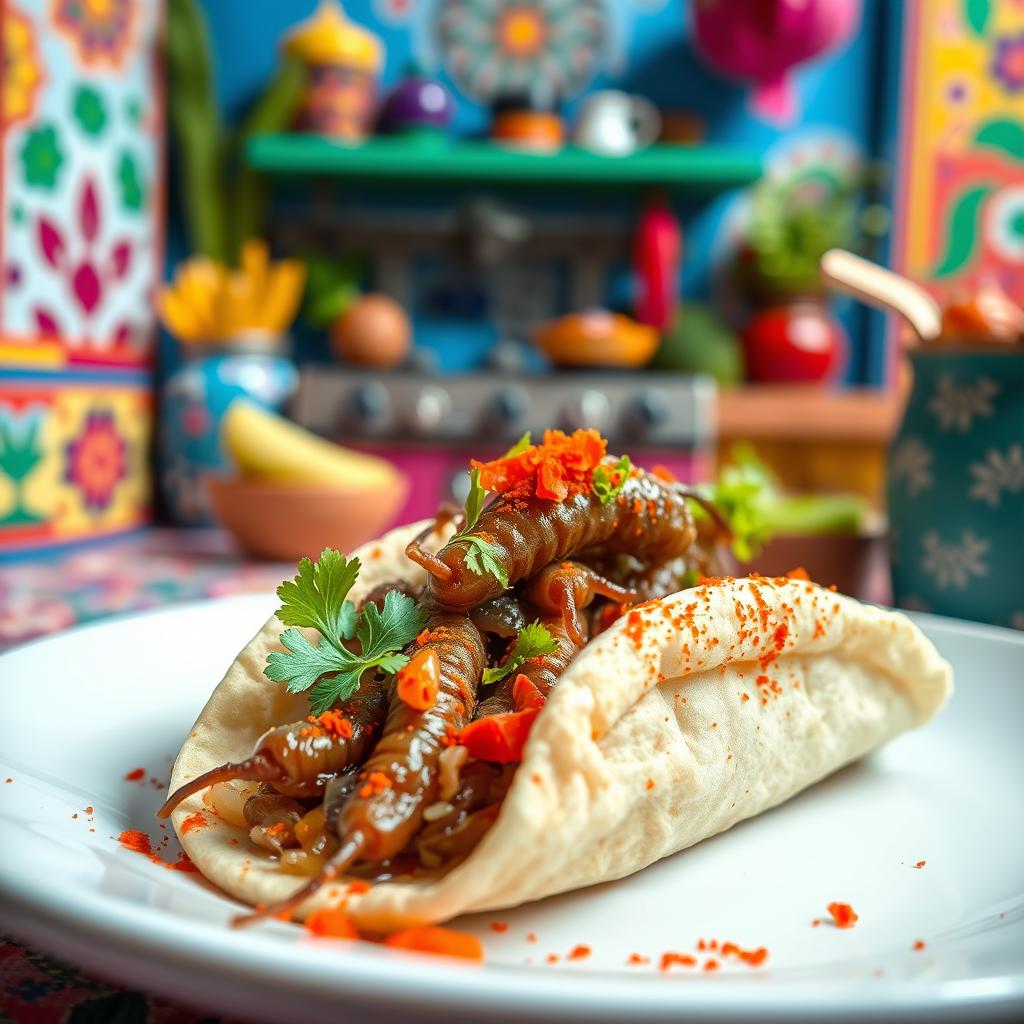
[342,381,390,433]
[624,391,669,436]
[483,386,528,433]
[407,385,451,434]
[562,389,611,432]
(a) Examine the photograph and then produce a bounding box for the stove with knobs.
[291,368,716,521]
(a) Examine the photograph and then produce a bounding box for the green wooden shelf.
[245,134,761,191]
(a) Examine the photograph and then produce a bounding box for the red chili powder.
[179,811,207,835]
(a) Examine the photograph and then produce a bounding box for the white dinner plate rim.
[1,595,1023,1021]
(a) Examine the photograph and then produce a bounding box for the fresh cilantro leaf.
[306,594,425,714]
[482,621,558,686]
[274,548,360,643]
[357,590,428,662]
[461,534,510,589]
[502,432,532,458]
[592,455,632,504]
[265,627,360,695]
[264,555,428,715]
[461,467,488,535]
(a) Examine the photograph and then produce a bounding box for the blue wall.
[170,0,891,383]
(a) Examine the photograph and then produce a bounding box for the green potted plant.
[734,168,882,384]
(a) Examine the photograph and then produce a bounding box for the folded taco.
[161,431,952,933]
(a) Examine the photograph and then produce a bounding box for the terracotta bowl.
[203,474,410,562]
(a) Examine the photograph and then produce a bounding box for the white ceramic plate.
[0,595,1021,1023]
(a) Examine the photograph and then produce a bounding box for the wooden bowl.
[534,311,660,368]
[203,474,409,562]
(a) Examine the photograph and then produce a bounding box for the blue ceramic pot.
[887,351,1024,628]
[160,342,297,525]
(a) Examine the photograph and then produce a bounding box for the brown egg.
[330,294,412,367]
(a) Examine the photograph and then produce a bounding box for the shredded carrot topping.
[472,429,607,502]
[396,648,442,712]
[309,709,353,740]
[384,926,484,962]
[827,902,859,929]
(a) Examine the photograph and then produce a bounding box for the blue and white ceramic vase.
[160,338,298,525]
[887,351,1024,629]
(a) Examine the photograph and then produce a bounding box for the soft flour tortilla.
[170,521,952,931]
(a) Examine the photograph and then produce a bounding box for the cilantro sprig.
[265,548,427,715]
[592,454,632,504]
[452,466,509,588]
[482,622,558,686]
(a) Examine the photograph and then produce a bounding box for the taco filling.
[159,430,952,930]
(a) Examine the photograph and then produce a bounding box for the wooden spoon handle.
[820,249,942,345]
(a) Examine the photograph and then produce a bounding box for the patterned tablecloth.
[0,530,292,1023]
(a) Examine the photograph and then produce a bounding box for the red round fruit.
[741,301,847,383]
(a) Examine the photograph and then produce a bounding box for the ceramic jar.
[887,350,1024,628]
[160,341,297,525]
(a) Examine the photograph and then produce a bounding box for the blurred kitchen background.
[2,0,1023,646]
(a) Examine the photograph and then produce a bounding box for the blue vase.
[887,351,1024,629]
[160,342,298,525]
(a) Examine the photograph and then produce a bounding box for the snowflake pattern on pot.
[19,124,65,191]
[920,529,989,589]
[72,84,107,137]
[64,408,128,512]
[969,444,1024,507]
[3,2,42,125]
[889,437,934,495]
[928,374,999,432]
[992,33,1024,93]
[53,0,136,69]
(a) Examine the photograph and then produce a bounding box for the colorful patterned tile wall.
[0,0,162,558]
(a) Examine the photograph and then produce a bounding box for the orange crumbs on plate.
[490,922,508,933]
[913,940,926,951]
[568,944,591,960]
[827,902,859,928]
[123,768,145,782]
[659,952,696,972]
[914,860,926,869]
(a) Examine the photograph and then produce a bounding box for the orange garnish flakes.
[511,673,546,712]
[118,829,152,855]
[309,709,353,740]
[568,944,591,960]
[827,902,859,928]
[659,952,697,972]
[384,926,484,962]
[306,906,359,940]
[472,429,607,502]
[912,939,926,951]
[358,770,392,799]
[786,566,810,580]
[396,648,442,712]
[490,921,509,933]
[180,811,208,835]
[627,952,650,965]
[124,767,146,782]
[914,860,926,869]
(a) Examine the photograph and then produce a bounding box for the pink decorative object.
[691,0,861,126]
